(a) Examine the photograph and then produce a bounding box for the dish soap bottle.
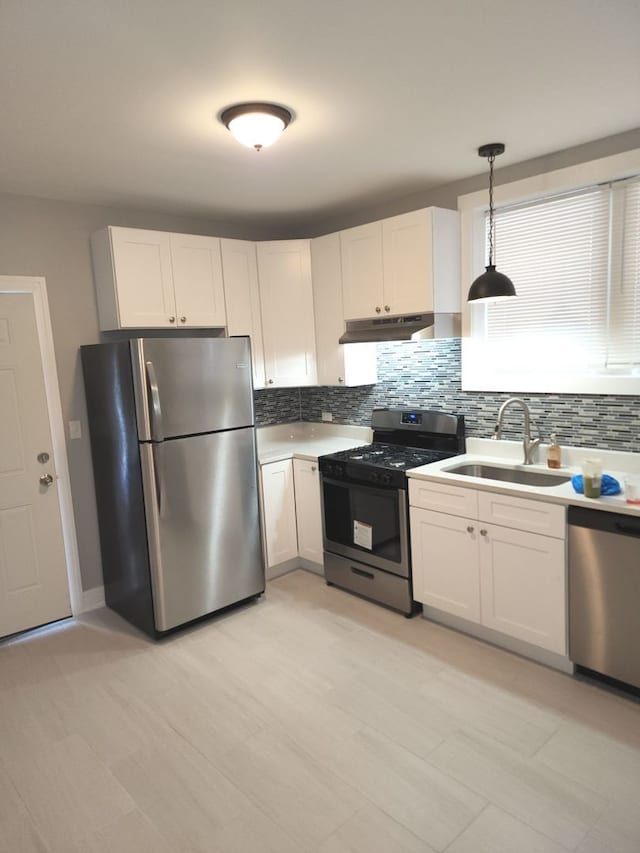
[547,433,562,469]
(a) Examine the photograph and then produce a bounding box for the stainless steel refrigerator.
[81,337,265,636]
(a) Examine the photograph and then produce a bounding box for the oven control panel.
[401,411,422,425]
[319,457,404,489]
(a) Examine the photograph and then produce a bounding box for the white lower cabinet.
[259,459,298,567]
[293,459,323,564]
[259,457,324,571]
[409,481,567,655]
[478,523,566,652]
[410,508,481,622]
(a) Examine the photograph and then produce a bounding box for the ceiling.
[2,0,639,231]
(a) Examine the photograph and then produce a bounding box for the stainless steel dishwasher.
[568,506,640,690]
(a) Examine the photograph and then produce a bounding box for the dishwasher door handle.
[615,520,640,537]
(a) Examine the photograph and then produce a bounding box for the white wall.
[0,192,275,591]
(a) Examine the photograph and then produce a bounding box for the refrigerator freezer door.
[140,427,264,631]
[132,337,254,441]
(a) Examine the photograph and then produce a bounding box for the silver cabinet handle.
[268,378,274,385]
[145,360,164,442]
[480,529,488,536]
[338,376,344,383]
[375,306,382,313]
[467,525,474,533]
[180,316,186,323]
[39,473,54,487]
[169,316,176,323]
[384,304,391,312]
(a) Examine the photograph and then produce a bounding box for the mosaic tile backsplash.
[255,339,640,453]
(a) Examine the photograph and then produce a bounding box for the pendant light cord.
[488,152,495,267]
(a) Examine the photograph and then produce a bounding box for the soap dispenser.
[547,433,562,469]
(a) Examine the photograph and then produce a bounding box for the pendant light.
[467,143,517,302]
[220,102,292,152]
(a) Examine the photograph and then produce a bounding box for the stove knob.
[381,473,392,485]
[370,471,379,482]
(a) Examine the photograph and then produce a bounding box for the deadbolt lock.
[37,452,50,464]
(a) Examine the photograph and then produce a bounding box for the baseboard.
[80,585,106,613]
[422,605,574,674]
[298,558,323,576]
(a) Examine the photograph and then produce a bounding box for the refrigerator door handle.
[152,443,162,513]
[139,443,167,628]
[145,360,165,442]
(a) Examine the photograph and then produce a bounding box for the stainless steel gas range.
[318,408,466,616]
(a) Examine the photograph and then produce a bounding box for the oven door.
[320,476,409,577]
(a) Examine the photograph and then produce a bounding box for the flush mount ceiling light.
[220,102,292,152]
[467,142,517,303]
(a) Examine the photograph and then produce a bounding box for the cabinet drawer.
[409,479,478,519]
[478,491,565,539]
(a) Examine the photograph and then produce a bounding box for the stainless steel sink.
[443,462,571,487]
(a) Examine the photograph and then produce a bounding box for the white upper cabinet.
[340,207,460,321]
[311,233,377,386]
[220,238,266,389]
[91,226,227,330]
[257,240,317,388]
[169,233,227,328]
[340,222,384,320]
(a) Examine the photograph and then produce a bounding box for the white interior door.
[0,293,71,637]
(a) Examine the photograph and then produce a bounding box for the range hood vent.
[339,312,461,344]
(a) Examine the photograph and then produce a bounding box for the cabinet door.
[257,240,317,387]
[260,460,298,567]
[382,209,432,316]
[220,238,266,389]
[109,227,176,328]
[311,233,377,386]
[170,234,227,328]
[340,222,384,320]
[293,459,323,564]
[479,524,566,654]
[409,507,481,621]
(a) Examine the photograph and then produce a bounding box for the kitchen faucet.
[492,397,542,465]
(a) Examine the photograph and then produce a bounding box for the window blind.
[483,178,640,373]
[607,178,640,367]
[485,188,610,369]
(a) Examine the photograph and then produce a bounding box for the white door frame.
[0,276,83,615]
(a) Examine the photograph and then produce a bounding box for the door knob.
[480,529,488,536]
[384,305,391,312]
[268,379,274,385]
[39,473,54,487]
[375,306,382,313]
[180,316,187,323]
[169,316,176,323]
[467,525,474,533]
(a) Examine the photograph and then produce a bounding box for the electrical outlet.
[321,411,333,422]
[68,420,82,440]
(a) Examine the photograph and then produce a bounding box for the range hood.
[339,312,461,344]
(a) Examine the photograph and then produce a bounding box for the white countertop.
[257,421,372,463]
[407,437,640,518]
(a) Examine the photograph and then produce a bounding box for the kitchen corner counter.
[407,437,640,518]
[257,421,372,464]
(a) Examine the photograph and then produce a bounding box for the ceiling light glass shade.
[220,103,292,151]
[468,264,517,302]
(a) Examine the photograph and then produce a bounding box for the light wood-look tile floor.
[1,570,639,852]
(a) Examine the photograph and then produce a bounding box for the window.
[460,151,640,395]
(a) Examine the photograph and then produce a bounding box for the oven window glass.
[322,480,401,564]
